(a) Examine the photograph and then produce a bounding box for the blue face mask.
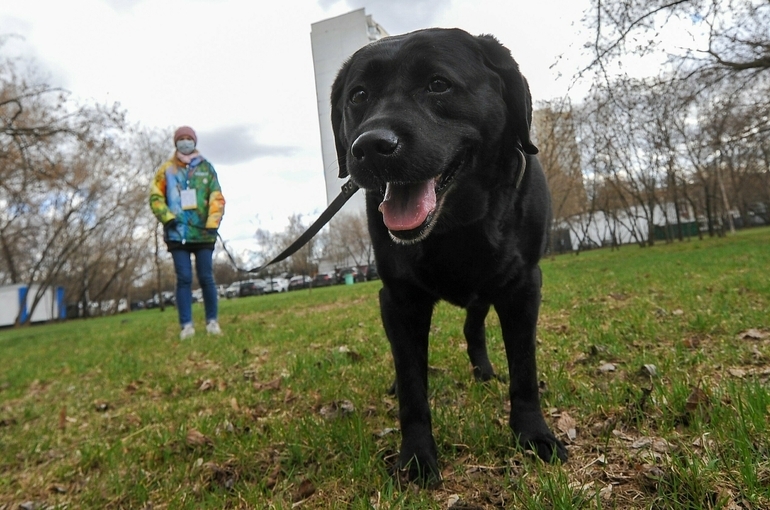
[176,139,196,155]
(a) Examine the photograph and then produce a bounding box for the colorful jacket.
[149,153,225,247]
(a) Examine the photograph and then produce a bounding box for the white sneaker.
[206,321,222,335]
[180,324,195,340]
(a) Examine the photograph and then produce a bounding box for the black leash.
[219,180,360,274]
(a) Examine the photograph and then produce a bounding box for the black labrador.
[331,28,567,482]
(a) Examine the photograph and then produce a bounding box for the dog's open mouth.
[377,153,464,243]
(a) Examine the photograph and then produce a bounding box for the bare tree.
[583,0,770,82]
[322,211,373,270]
[135,127,173,312]
[253,214,320,277]
[0,41,175,323]
[0,46,142,324]
[532,99,588,253]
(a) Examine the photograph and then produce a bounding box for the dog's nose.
[351,129,399,161]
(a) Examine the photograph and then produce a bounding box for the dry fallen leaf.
[337,345,363,362]
[685,387,710,412]
[599,362,616,373]
[631,437,653,449]
[374,427,398,438]
[58,406,67,430]
[682,337,701,349]
[254,378,282,391]
[293,478,316,502]
[652,438,674,453]
[186,428,213,447]
[93,400,110,412]
[738,328,768,341]
[266,464,282,489]
[319,400,356,420]
[556,412,578,441]
[639,464,667,491]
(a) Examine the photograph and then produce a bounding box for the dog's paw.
[520,431,568,463]
[394,453,441,487]
[511,412,568,463]
[393,439,441,486]
[472,364,497,382]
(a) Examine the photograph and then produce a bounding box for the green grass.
[1,227,769,509]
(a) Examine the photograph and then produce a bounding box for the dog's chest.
[392,235,509,305]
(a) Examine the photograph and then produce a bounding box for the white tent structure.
[0,284,65,327]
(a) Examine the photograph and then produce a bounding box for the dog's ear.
[476,34,538,155]
[330,60,351,178]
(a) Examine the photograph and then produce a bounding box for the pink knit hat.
[173,126,197,145]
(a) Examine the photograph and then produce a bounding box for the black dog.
[331,28,567,482]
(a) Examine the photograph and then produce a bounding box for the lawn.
[1,227,769,509]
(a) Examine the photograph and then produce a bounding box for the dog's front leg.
[494,267,568,463]
[379,284,439,483]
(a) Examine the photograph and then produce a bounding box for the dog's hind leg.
[464,299,496,381]
[387,299,496,396]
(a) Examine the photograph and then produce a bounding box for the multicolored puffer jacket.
[149,153,225,247]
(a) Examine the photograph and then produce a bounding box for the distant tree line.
[537,0,769,252]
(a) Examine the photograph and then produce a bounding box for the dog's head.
[331,28,537,244]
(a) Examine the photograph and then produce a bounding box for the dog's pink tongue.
[379,181,436,231]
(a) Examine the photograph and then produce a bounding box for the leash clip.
[514,148,527,189]
[341,180,359,197]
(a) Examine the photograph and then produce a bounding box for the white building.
[0,284,65,327]
[310,9,388,215]
[557,202,700,251]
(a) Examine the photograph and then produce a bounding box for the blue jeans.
[170,248,218,327]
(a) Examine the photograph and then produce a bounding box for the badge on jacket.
[181,189,197,210]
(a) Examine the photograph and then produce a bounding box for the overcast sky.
[1,0,595,256]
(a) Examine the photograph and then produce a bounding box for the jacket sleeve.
[149,161,175,225]
[205,166,225,229]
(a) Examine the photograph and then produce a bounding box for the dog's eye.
[428,77,451,93]
[350,88,368,104]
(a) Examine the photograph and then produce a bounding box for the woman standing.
[150,126,226,339]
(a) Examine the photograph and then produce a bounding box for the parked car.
[267,277,289,293]
[252,279,270,294]
[364,265,379,280]
[225,282,241,299]
[288,275,312,291]
[227,280,265,298]
[146,291,175,308]
[312,272,336,287]
[238,280,264,297]
[191,288,203,303]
